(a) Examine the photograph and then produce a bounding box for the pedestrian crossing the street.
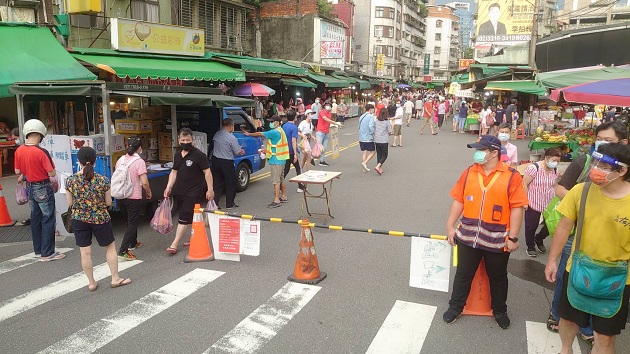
[0,248,73,276]
[0,259,142,323]
[0,249,592,354]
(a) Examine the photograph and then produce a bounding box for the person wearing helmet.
[14,119,65,262]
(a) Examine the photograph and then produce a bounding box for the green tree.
[463,47,474,59]
[318,0,334,18]
[417,3,428,18]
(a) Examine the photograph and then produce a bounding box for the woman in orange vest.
[443,135,529,330]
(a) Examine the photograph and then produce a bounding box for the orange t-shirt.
[423,101,433,118]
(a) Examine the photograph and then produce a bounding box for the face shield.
[589,151,629,185]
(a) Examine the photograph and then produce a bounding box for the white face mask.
[594,140,610,151]
[498,132,510,142]
[325,106,331,110]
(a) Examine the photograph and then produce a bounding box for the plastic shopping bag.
[151,198,174,234]
[311,140,324,158]
[206,200,218,212]
[542,197,562,236]
[15,183,28,205]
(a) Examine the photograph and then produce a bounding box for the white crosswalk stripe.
[205,282,321,354]
[366,300,436,354]
[0,248,73,276]
[0,260,141,323]
[526,321,583,354]
[39,268,224,354]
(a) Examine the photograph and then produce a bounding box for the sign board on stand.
[207,213,260,261]
[330,125,339,159]
[39,135,74,237]
[410,237,451,292]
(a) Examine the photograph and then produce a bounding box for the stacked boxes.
[158,132,175,162]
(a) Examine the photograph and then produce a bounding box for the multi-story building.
[330,0,356,69]
[425,5,460,81]
[557,0,630,30]
[442,0,474,48]
[353,0,428,79]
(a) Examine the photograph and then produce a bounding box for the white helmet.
[23,119,47,139]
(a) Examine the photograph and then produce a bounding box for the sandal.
[579,333,594,348]
[111,278,132,288]
[166,247,178,255]
[546,313,559,333]
[183,241,190,247]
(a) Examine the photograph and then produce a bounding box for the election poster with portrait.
[475,0,534,62]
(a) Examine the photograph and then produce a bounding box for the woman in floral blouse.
[66,147,131,291]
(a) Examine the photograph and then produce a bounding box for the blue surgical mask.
[269,122,275,129]
[594,140,609,151]
[498,133,510,142]
[547,161,558,169]
[473,150,488,164]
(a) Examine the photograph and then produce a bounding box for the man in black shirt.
[505,99,517,126]
[163,128,214,254]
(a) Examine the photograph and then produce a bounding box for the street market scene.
[1,0,630,353]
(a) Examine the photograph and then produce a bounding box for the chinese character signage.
[111,18,204,57]
[320,41,343,59]
[376,54,384,70]
[474,0,533,63]
[423,54,430,75]
[319,20,345,68]
[458,59,475,70]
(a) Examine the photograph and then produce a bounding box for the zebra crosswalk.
[0,250,589,354]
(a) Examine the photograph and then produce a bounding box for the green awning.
[355,78,371,89]
[208,53,308,76]
[450,73,470,84]
[485,80,547,95]
[116,91,255,107]
[73,50,245,81]
[9,84,97,96]
[536,66,630,89]
[307,73,351,88]
[280,78,317,88]
[0,24,96,98]
[411,82,426,89]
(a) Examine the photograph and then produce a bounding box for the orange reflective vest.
[266,127,289,161]
[455,166,519,252]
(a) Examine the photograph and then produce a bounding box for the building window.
[433,60,440,68]
[180,0,247,50]
[374,25,394,38]
[434,47,441,54]
[377,45,394,57]
[355,44,362,50]
[131,0,159,22]
[396,29,401,40]
[396,10,400,22]
[435,33,441,41]
[395,48,400,60]
[375,7,394,19]
[436,20,443,28]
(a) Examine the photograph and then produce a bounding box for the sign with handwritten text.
[39,135,73,175]
[409,237,451,292]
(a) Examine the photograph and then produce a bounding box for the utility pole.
[528,0,541,69]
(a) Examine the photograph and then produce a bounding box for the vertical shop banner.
[475,0,533,62]
[423,54,430,75]
[410,237,451,292]
[330,125,339,159]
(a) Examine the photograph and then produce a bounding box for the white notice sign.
[206,213,260,260]
[409,237,451,292]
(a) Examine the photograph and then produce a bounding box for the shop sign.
[111,18,204,57]
[433,76,448,82]
[458,59,474,70]
[423,54,430,75]
[455,89,475,98]
[110,76,186,87]
[321,41,343,59]
[376,54,384,71]
[423,75,432,82]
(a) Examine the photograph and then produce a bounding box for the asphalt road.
[0,117,625,354]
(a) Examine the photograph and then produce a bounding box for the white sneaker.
[297,188,304,193]
[361,162,370,172]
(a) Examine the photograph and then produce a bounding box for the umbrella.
[550,78,630,106]
[232,82,276,97]
[397,83,410,89]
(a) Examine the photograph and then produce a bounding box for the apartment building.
[425,5,460,81]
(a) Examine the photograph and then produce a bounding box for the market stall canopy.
[207,53,308,76]
[484,80,547,95]
[332,73,368,89]
[72,48,245,81]
[536,65,630,89]
[232,82,276,97]
[114,91,255,107]
[0,24,96,98]
[550,78,630,106]
[307,73,351,88]
[280,78,317,88]
[354,78,372,90]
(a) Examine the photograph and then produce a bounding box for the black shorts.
[559,271,630,336]
[177,195,204,225]
[359,141,375,151]
[73,219,115,247]
[493,121,502,126]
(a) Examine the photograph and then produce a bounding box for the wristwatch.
[508,237,519,243]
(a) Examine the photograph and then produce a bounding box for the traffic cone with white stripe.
[462,259,493,316]
[0,184,16,227]
[288,219,326,284]
[184,204,214,262]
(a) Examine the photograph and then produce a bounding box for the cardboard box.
[115,119,153,134]
[159,147,174,162]
[70,135,106,154]
[158,132,175,147]
[151,120,164,138]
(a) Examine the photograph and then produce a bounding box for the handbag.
[542,197,562,236]
[567,182,629,318]
[61,206,74,233]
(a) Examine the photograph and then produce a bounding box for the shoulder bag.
[567,182,629,318]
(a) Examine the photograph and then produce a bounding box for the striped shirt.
[525,162,559,212]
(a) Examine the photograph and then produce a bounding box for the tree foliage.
[317,0,334,18]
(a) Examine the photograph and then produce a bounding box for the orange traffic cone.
[184,204,214,263]
[462,259,493,316]
[0,184,16,227]
[288,219,327,284]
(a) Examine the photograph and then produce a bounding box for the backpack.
[111,155,141,199]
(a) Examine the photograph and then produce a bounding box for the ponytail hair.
[77,146,97,181]
[127,136,142,156]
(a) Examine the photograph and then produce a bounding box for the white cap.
[305,109,314,115]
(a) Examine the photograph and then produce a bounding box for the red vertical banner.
[219,218,241,253]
